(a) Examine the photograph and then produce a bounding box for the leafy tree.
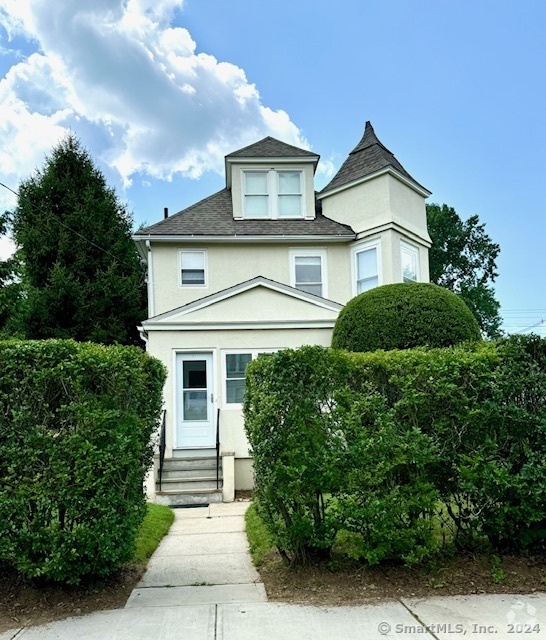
[10,135,146,345]
[426,203,501,338]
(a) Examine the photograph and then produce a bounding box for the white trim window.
[290,249,327,298]
[243,170,303,219]
[401,241,419,283]
[243,172,269,218]
[277,171,302,217]
[223,350,275,408]
[354,242,380,295]
[180,250,207,287]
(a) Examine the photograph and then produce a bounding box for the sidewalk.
[2,502,545,639]
[125,500,267,608]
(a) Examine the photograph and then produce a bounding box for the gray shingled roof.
[320,122,428,195]
[135,188,354,237]
[226,136,319,159]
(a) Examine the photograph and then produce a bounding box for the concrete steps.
[158,477,221,491]
[156,455,222,506]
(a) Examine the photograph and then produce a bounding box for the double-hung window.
[224,350,275,407]
[244,172,269,218]
[401,241,419,282]
[290,249,326,297]
[278,171,302,217]
[354,242,380,294]
[242,170,303,218]
[180,250,206,286]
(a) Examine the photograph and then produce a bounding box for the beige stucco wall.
[151,242,351,314]
[150,235,430,318]
[321,173,391,235]
[235,458,254,491]
[147,326,333,468]
[389,177,432,243]
[320,173,430,244]
[168,287,338,324]
[230,162,316,219]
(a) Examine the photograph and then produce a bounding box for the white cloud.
[316,158,336,181]
[0,235,15,260]
[0,0,310,192]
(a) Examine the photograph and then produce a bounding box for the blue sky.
[0,0,544,333]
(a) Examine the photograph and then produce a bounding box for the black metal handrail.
[216,408,221,490]
[158,409,166,491]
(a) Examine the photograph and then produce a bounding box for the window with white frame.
[278,171,302,217]
[244,172,269,218]
[180,250,206,286]
[290,249,326,297]
[355,243,380,294]
[401,242,419,283]
[243,170,303,218]
[224,350,275,406]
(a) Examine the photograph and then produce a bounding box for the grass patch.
[133,503,174,564]
[245,502,274,566]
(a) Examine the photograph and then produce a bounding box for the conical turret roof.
[320,122,428,195]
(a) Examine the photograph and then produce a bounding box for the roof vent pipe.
[164,207,169,219]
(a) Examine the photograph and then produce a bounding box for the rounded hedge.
[332,283,481,352]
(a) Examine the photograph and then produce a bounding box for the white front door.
[176,353,215,448]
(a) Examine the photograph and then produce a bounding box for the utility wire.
[510,320,545,334]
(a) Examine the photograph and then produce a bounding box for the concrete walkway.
[125,500,266,608]
[2,502,546,639]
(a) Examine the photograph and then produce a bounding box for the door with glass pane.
[176,353,215,448]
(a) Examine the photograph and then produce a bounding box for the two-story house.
[133,121,432,505]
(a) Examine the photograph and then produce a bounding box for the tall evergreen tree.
[10,135,146,345]
[426,203,501,338]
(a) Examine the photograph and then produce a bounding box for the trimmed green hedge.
[0,340,166,583]
[244,335,546,565]
[332,283,481,352]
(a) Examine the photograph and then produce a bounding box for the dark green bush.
[464,334,546,550]
[332,390,439,565]
[331,282,481,352]
[244,346,440,565]
[244,347,350,565]
[244,335,546,565]
[0,339,166,583]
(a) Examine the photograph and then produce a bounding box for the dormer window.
[244,172,269,217]
[278,171,302,217]
[243,169,303,219]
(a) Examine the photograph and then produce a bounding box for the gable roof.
[319,121,430,196]
[225,136,319,160]
[134,188,354,239]
[142,276,342,330]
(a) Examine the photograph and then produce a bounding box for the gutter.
[138,326,149,350]
[132,234,354,244]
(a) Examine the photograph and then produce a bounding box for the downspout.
[138,327,148,350]
[146,240,155,318]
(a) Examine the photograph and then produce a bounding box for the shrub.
[244,346,440,565]
[464,334,546,550]
[244,347,350,565]
[244,335,546,564]
[331,282,481,352]
[332,390,440,565]
[0,339,166,583]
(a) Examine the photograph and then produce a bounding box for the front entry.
[176,353,215,448]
